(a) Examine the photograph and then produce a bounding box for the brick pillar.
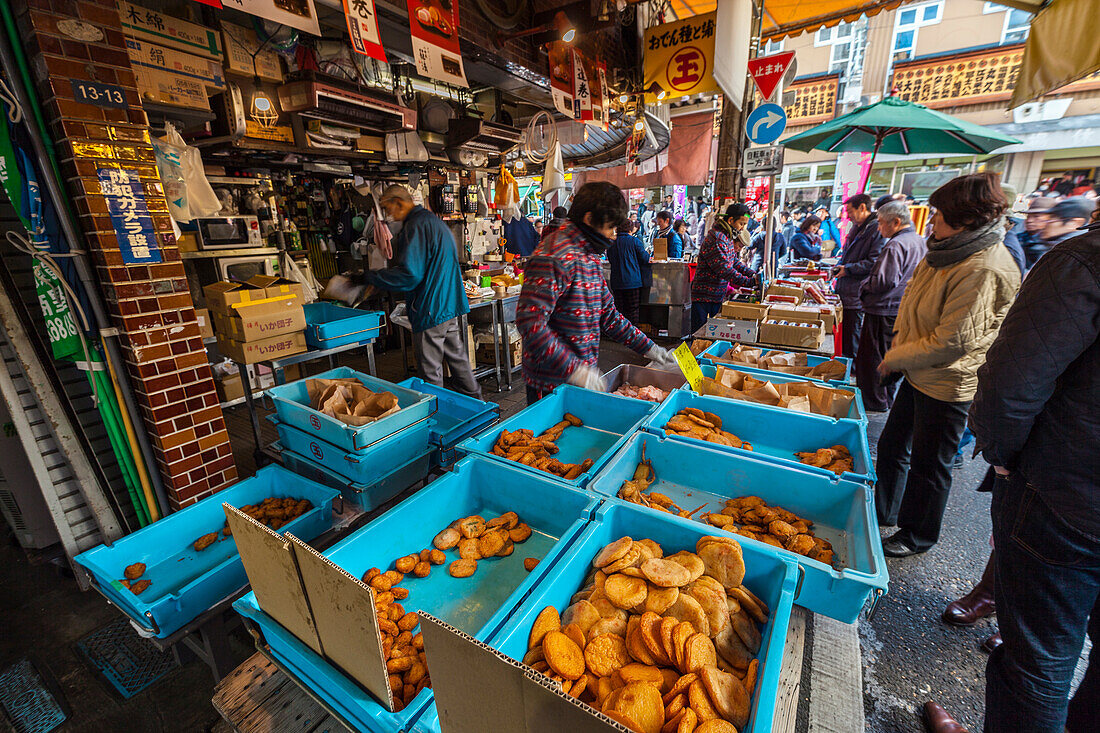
[14,0,237,509]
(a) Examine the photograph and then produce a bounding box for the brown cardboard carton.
[217,332,307,364]
[759,319,825,349]
[247,274,305,301]
[720,301,770,320]
[765,284,804,303]
[203,281,267,315]
[652,237,669,261]
[215,372,244,402]
[212,299,305,341]
[195,308,214,340]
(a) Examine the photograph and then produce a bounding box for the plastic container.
[303,302,385,349]
[397,378,499,450]
[457,384,656,488]
[601,363,686,400]
[269,415,433,485]
[279,442,434,511]
[641,390,874,483]
[700,340,854,385]
[75,466,339,639]
[485,500,798,733]
[233,456,601,733]
[267,367,436,452]
[589,432,888,623]
[699,364,866,423]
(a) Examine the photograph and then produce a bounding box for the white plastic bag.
[155,123,220,222]
[385,131,429,162]
[542,140,566,196]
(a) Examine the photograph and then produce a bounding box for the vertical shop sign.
[573,50,592,121]
[97,168,162,265]
[548,41,575,118]
[406,0,467,87]
[342,0,387,61]
[34,265,81,360]
[587,60,608,130]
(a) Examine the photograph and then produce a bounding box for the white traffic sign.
[742,145,785,177]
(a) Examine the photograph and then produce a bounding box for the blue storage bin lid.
[396,378,500,449]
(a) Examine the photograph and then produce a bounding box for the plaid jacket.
[517,221,655,391]
[691,226,758,303]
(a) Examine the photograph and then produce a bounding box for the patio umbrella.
[781,95,1022,192]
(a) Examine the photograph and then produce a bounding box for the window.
[830,41,851,73]
[787,166,812,183]
[1002,8,1031,43]
[889,1,942,60]
[815,21,850,46]
[815,165,837,183]
[764,38,784,54]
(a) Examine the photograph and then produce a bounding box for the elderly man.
[834,194,885,358]
[854,200,926,412]
[1015,197,1055,268]
[359,185,481,397]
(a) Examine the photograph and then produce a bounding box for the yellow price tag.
[673,342,704,392]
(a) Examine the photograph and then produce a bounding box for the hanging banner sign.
[97,168,162,265]
[573,50,593,121]
[643,12,718,103]
[586,59,608,130]
[406,0,467,87]
[342,0,386,62]
[548,41,575,119]
[221,0,320,36]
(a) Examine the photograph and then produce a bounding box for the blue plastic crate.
[303,302,385,349]
[589,432,888,623]
[699,364,867,423]
[233,456,601,733]
[482,500,798,733]
[74,466,339,639]
[700,340,854,385]
[269,415,433,485]
[397,378,499,450]
[267,367,436,452]
[641,389,874,483]
[279,442,434,511]
[457,384,656,488]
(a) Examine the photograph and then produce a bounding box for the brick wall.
[14,0,236,510]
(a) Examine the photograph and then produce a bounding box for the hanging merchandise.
[371,183,393,261]
[385,130,429,162]
[543,139,566,198]
[153,123,220,222]
[502,215,537,257]
[591,61,609,131]
[547,41,575,119]
[495,164,520,223]
[406,0,467,87]
[342,0,386,61]
[573,49,592,121]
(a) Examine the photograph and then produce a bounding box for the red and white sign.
[747,51,794,101]
[406,0,467,86]
[343,0,386,61]
[548,41,575,119]
[573,50,592,121]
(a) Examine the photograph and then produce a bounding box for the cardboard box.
[203,281,267,315]
[195,308,214,340]
[221,21,283,82]
[247,274,305,301]
[245,120,295,143]
[119,3,222,60]
[217,332,307,364]
[478,340,522,368]
[720,301,769,320]
[701,317,760,344]
[765,284,804,304]
[759,319,825,349]
[212,299,305,341]
[215,372,244,402]
[768,304,837,331]
[652,237,669,261]
[125,38,225,91]
[134,66,209,109]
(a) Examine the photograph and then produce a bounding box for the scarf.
[574,220,613,254]
[926,217,1005,268]
[712,217,734,238]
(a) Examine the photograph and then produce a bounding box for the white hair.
[877,200,912,227]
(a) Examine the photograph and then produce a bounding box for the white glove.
[566,364,607,392]
[645,345,680,372]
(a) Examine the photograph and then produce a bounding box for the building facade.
[773,1,1100,209]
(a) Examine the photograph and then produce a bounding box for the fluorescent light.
[562,28,576,42]
[634,120,644,131]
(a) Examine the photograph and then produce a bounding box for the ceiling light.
[249,77,278,128]
[562,27,576,42]
[618,93,629,104]
[634,120,644,131]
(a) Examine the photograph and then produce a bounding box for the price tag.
[673,342,704,393]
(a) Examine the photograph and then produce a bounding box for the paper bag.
[807,383,855,419]
[808,360,848,381]
[779,394,811,412]
[306,378,400,427]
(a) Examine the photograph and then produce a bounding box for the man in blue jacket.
[607,220,650,325]
[834,193,885,358]
[365,185,481,398]
[650,211,683,259]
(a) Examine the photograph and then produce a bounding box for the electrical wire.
[523,110,557,165]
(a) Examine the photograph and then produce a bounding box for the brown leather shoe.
[942,590,995,626]
[981,632,1003,654]
[923,701,969,733]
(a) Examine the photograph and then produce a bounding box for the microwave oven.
[217,254,279,283]
[194,216,263,249]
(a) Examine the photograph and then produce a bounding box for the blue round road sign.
[746,103,788,145]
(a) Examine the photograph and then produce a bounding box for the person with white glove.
[517,182,663,403]
[645,345,680,372]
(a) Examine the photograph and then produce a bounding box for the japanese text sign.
[97,168,162,265]
[643,12,717,103]
[343,0,386,62]
[747,51,794,101]
[548,41,575,119]
[406,0,467,87]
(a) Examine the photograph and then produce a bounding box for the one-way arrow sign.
[747,51,795,101]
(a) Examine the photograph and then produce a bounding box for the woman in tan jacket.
[875,173,1021,557]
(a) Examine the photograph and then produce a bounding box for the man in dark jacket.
[834,194,885,358]
[958,214,1100,733]
[1032,197,1096,265]
[854,201,925,411]
[747,224,787,272]
[607,220,650,325]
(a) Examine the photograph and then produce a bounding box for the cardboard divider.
[285,534,394,713]
[223,504,321,654]
[418,613,630,733]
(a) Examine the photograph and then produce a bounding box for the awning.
[571,111,714,189]
[666,0,909,40]
[1010,0,1100,107]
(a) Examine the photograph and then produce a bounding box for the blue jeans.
[986,471,1100,732]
